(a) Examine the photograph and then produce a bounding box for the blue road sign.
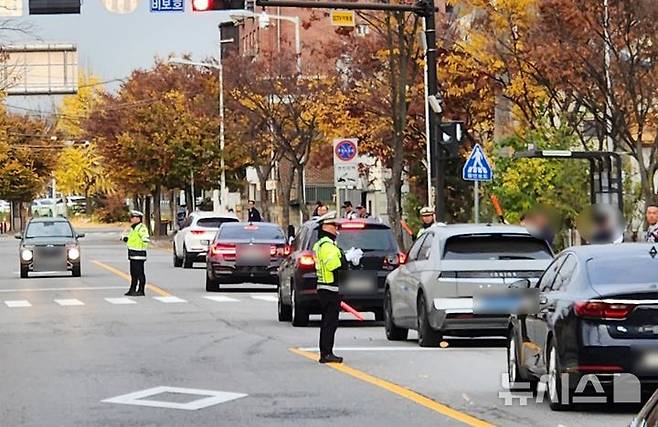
[462,144,493,181]
[335,140,357,161]
[151,0,184,12]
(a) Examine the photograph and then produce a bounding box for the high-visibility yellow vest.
[126,223,149,260]
[313,236,342,290]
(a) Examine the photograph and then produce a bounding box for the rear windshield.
[197,217,239,228]
[26,221,73,238]
[443,235,552,260]
[39,200,54,205]
[310,227,397,252]
[219,224,285,241]
[587,258,658,285]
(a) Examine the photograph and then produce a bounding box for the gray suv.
[384,224,553,347]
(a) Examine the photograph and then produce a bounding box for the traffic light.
[191,0,244,11]
[29,0,80,14]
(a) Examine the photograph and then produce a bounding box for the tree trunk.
[256,165,271,222]
[278,168,292,230]
[185,186,193,213]
[152,184,162,237]
[169,189,176,232]
[296,164,308,222]
[144,195,152,236]
[84,186,93,216]
[386,153,405,247]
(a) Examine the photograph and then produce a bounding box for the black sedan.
[17,217,85,278]
[205,222,288,291]
[507,244,658,411]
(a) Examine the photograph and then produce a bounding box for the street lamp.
[230,9,302,75]
[168,34,234,213]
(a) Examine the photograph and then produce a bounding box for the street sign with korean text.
[330,10,355,27]
[462,144,492,182]
[150,0,184,12]
[333,138,359,189]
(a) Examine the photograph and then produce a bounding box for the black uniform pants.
[318,289,340,357]
[129,260,146,293]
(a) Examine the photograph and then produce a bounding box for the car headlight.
[21,249,33,261]
[67,247,80,260]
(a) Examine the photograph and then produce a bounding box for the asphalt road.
[0,230,643,426]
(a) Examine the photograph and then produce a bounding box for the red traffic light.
[192,0,210,10]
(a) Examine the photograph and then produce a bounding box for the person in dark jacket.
[247,200,262,222]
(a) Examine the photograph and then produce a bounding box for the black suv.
[277,218,403,326]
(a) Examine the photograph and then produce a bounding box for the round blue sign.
[335,140,357,161]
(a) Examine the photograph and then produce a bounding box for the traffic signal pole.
[256,0,445,219]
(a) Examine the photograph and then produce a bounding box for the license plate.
[201,240,210,245]
[345,278,375,293]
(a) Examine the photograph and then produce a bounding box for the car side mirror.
[14,233,22,239]
[509,278,531,289]
[76,233,85,238]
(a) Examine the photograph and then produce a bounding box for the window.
[308,226,397,252]
[538,256,565,292]
[443,234,553,260]
[196,217,239,228]
[551,254,577,291]
[26,221,73,238]
[417,233,434,261]
[407,234,427,262]
[586,257,658,286]
[218,224,285,241]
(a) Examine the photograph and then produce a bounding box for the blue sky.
[6,0,233,111]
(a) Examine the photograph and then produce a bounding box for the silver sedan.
[384,224,553,347]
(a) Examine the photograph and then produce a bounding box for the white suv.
[173,212,239,268]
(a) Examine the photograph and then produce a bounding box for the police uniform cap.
[130,210,144,218]
[420,207,434,216]
[317,211,338,225]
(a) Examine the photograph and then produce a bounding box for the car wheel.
[547,339,572,411]
[173,244,183,268]
[291,287,309,327]
[20,265,28,279]
[507,329,538,392]
[72,264,81,277]
[183,246,194,269]
[278,285,292,322]
[205,270,219,292]
[384,288,408,341]
[417,293,442,347]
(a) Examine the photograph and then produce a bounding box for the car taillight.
[384,252,407,268]
[297,252,316,270]
[397,252,407,265]
[340,222,366,229]
[270,246,277,256]
[211,244,236,258]
[574,300,636,320]
[284,245,291,256]
[191,229,205,235]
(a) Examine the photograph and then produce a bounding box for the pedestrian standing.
[342,201,358,220]
[356,205,369,218]
[122,210,150,296]
[313,212,344,364]
[645,204,658,242]
[312,201,323,217]
[316,204,329,217]
[247,200,262,222]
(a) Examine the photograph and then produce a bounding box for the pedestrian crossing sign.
[462,144,492,181]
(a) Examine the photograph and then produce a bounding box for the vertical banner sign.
[333,138,359,189]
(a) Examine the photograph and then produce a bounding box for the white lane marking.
[297,346,506,352]
[54,299,85,306]
[105,297,137,305]
[0,286,125,293]
[102,386,247,410]
[153,296,187,304]
[203,296,239,302]
[4,300,32,308]
[251,295,278,302]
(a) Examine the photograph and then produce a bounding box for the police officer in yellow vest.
[122,210,150,296]
[313,212,345,364]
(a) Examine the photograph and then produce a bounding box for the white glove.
[344,247,364,266]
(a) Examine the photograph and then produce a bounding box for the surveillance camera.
[428,95,442,114]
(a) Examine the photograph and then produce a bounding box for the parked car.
[278,218,403,326]
[16,216,85,278]
[507,243,658,411]
[31,198,67,217]
[385,224,553,347]
[0,199,10,214]
[205,222,288,291]
[66,196,87,214]
[173,211,239,268]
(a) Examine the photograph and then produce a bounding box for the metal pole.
[422,19,432,208]
[293,16,301,74]
[191,170,195,211]
[423,0,444,221]
[474,180,479,223]
[218,25,228,212]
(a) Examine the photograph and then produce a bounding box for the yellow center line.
[91,260,171,297]
[289,348,495,427]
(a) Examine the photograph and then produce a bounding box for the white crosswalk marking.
[54,299,85,306]
[251,295,278,302]
[203,296,239,303]
[153,296,187,304]
[5,300,31,308]
[105,297,137,305]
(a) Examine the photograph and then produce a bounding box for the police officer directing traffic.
[417,207,435,239]
[313,212,345,364]
[122,210,150,296]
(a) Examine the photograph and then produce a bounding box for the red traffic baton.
[340,301,365,321]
